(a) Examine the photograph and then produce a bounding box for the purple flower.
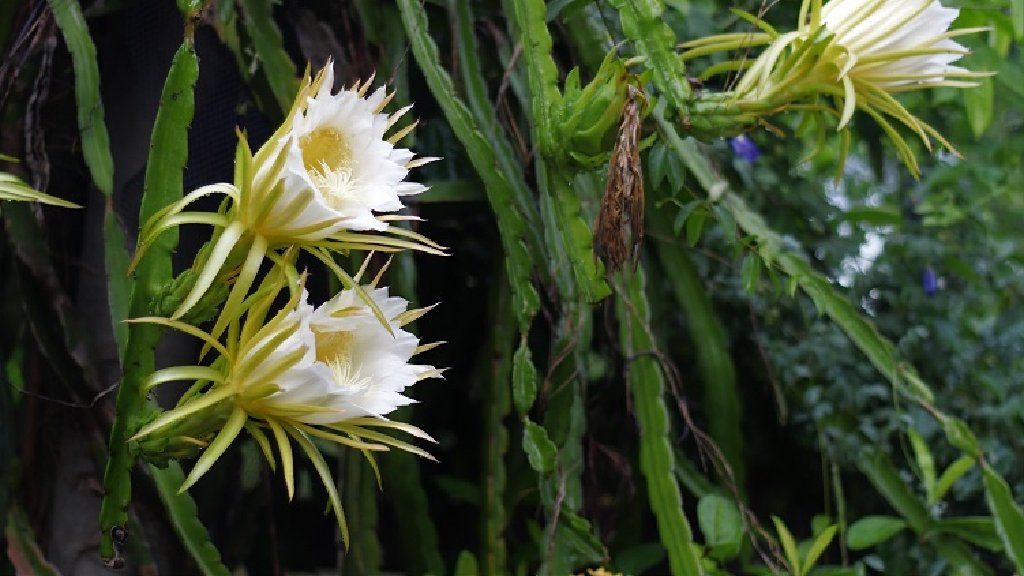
[730,134,760,162]
[922,267,938,296]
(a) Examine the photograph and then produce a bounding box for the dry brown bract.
[594,83,645,275]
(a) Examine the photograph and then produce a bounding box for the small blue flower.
[922,267,938,296]
[730,134,760,162]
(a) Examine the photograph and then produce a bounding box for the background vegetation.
[1,0,1022,574]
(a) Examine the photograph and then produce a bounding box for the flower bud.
[557,52,633,167]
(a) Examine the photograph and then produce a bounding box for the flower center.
[315,330,353,363]
[325,356,372,393]
[301,127,352,173]
[314,330,370,393]
[300,127,360,209]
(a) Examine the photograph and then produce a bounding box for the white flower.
[253,64,433,240]
[129,279,440,544]
[132,63,445,324]
[246,287,436,425]
[689,0,993,175]
[820,0,971,88]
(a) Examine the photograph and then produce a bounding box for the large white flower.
[252,64,433,240]
[729,0,984,109]
[130,278,440,546]
[683,0,990,175]
[260,286,437,424]
[133,63,445,325]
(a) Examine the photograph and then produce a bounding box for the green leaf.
[523,419,557,474]
[237,0,299,117]
[649,143,671,189]
[907,428,936,502]
[686,208,707,246]
[812,515,833,537]
[697,494,743,560]
[846,516,907,550]
[982,466,1024,571]
[512,340,538,416]
[933,456,976,504]
[932,535,995,576]
[741,253,761,293]
[852,446,990,571]
[712,204,737,247]
[649,143,687,190]
[944,417,981,457]
[548,176,611,302]
[856,448,931,533]
[803,525,838,575]
[963,76,994,138]
[146,464,231,576]
[936,517,1004,552]
[674,450,718,500]
[46,0,112,195]
[138,41,199,297]
[672,199,703,234]
[773,516,801,576]
[555,508,607,563]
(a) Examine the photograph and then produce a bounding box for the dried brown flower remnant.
[594,83,645,275]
